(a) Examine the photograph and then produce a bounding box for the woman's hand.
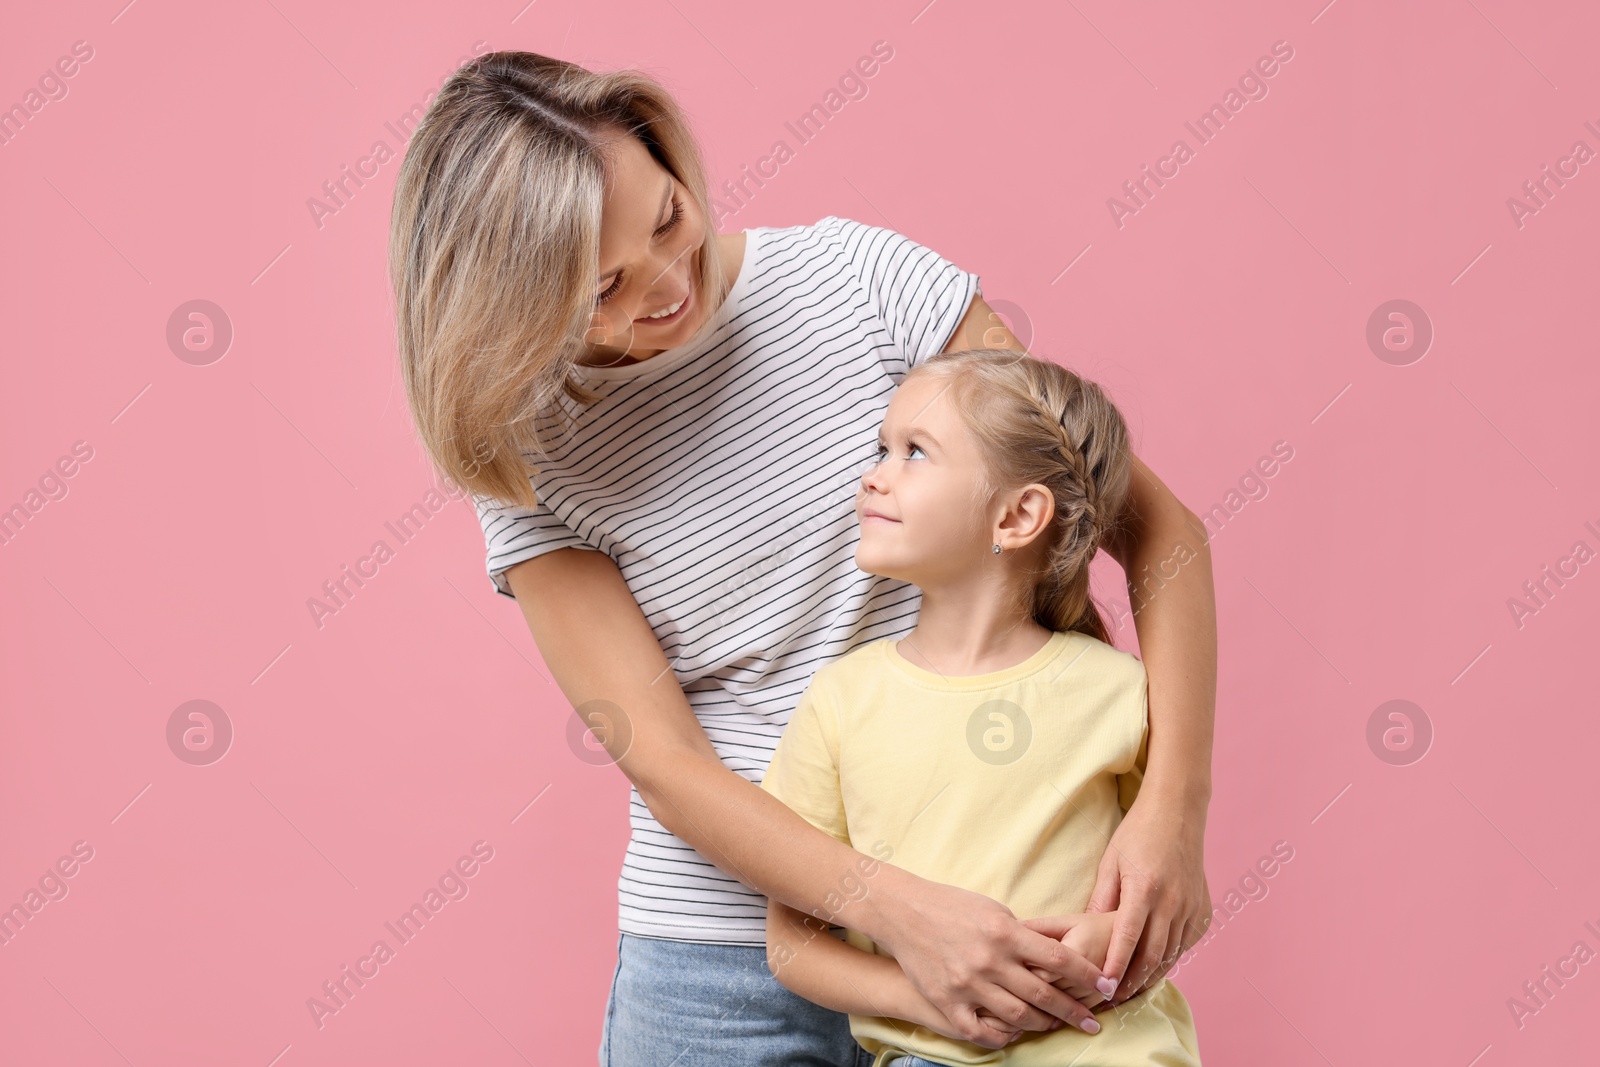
[867,868,1115,1045]
[1078,792,1212,1006]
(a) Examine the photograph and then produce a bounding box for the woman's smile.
[637,279,692,326]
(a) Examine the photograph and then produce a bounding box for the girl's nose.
[860,453,888,491]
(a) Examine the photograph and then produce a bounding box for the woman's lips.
[638,282,692,326]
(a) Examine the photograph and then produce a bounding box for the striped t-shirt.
[474,215,982,944]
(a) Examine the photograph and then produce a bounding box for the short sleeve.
[473,491,599,598]
[1116,668,1151,814]
[826,216,982,373]
[759,678,850,846]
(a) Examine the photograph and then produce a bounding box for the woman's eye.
[595,199,684,307]
[656,197,684,237]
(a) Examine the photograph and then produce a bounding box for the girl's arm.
[502,547,1110,1044]
[944,296,1218,1006]
[767,900,1066,1044]
[765,900,956,1037]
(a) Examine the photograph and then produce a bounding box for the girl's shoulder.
[812,638,895,685]
[1065,630,1146,669]
[798,639,898,707]
[1057,630,1149,689]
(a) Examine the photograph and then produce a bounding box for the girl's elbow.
[764,933,795,984]
[764,906,807,986]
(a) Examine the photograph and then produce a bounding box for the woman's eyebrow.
[596,175,674,285]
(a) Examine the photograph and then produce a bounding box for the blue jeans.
[599,931,875,1067]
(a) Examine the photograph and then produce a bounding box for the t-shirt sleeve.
[759,675,850,845]
[825,216,982,375]
[473,490,600,598]
[1116,666,1151,814]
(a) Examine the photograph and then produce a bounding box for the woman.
[388,50,1216,1066]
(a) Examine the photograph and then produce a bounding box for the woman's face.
[585,133,711,362]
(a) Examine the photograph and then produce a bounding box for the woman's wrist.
[1130,785,1210,851]
[1139,747,1212,811]
[1143,772,1211,816]
[847,859,919,946]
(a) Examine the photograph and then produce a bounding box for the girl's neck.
[896,596,1055,678]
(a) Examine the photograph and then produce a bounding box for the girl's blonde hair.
[388,51,727,508]
[910,349,1133,644]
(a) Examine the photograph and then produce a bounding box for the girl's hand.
[1082,792,1212,1006]
[1020,912,1117,1009]
[869,871,1113,1045]
[905,988,1034,1047]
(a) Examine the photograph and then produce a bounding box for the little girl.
[760,348,1203,1066]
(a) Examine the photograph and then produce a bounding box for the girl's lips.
[638,282,692,326]
[862,512,899,523]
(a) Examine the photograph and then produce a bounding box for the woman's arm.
[945,295,1218,1006]
[765,900,957,1038]
[503,546,1110,1043]
[1090,454,1216,1004]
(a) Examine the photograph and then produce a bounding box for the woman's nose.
[642,244,694,300]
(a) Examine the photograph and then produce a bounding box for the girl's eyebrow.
[877,426,942,449]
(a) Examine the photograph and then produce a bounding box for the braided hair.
[909,348,1133,644]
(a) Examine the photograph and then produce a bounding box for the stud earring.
[992,543,1002,554]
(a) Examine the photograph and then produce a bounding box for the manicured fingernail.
[1077,1016,1101,1034]
[1096,977,1118,997]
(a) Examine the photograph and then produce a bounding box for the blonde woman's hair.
[388,51,727,508]
[909,349,1133,644]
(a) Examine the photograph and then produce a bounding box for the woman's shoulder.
[761,213,861,234]
[751,215,953,299]
[754,214,886,249]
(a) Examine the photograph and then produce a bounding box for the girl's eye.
[595,198,685,307]
[874,443,926,462]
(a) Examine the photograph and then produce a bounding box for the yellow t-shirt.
[760,629,1202,1067]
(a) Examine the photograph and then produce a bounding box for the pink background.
[4,0,1598,1063]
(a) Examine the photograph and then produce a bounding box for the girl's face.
[855,373,1001,586]
[586,133,710,360]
